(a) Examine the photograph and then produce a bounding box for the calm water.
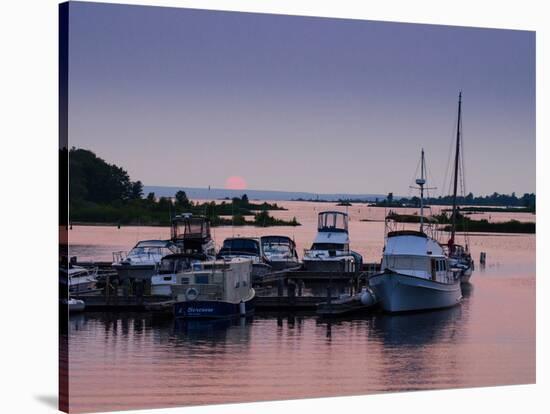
[67,201,536,413]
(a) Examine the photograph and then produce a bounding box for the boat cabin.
[382,231,453,283]
[171,214,215,256]
[218,237,263,258]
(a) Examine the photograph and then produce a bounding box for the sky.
[68,2,536,196]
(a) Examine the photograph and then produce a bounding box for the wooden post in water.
[105,273,110,304]
[277,277,284,297]
[480,252,487,265]
[287,279,296,306]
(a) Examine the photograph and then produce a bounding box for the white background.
[0,0,547,413]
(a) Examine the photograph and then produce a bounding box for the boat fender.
[360,288,376,307]
[185,287,199,301]
[239,301,246,316]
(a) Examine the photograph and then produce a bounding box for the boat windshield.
[219,239,260,256]
[311,243,346,251]
[130,242,178,257]
[158,256,194,274]
[318,212,348,232]
[261,236,294,253]
[171,216,211,240]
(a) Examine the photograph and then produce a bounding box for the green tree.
[175,190,190,207]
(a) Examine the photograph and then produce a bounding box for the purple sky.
[68,2,535,196]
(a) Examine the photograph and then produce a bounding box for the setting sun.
[225,175,247,190]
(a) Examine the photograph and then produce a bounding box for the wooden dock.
[72,294,335,311]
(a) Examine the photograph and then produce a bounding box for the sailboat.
[368,150,462,313]
[446,92,474,283]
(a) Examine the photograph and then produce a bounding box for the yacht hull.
[369,271,462,313]
[174,296,256,319]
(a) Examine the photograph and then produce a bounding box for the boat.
[368,150,462,313]
[112,239,179,281]
[67,298,86,312]
[302,211,362,272]
[60,265,99,294]
[445,92,475,284]
[217,237,272,280]
[150,253,209,296]
[151,257,256,319]
[170,213,216,257]
[260,235,300,270]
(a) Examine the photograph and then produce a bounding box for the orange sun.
[225,176,247,190]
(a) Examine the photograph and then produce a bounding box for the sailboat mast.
[450,92,462,243]
[415,149,427,233]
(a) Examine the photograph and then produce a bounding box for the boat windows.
[158,257,193,274]
[385,255,429,271]
[194,274,210,284]
[311,243,346,251]
[220,239,260,255]
[318,212,348,232]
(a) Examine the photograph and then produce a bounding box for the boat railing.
[112,251,127,263]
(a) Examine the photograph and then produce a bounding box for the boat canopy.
[384,233,445,257]
[261,235,296,248]
[318,211,348,233]
[171,215,211,241]
[219,238,261,256]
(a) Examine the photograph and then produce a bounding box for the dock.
[69,260,382,313]
[72,293,343,312]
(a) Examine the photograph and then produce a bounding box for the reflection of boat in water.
[370,305,463,346]
[303,211,362,272]
[369,150,462,313]
[112,240,179,281]
[260,235,300,270]
[217,237,272,280]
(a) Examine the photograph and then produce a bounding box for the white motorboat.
[217,237,272,280]
[112,239,179,281]
[60,265,99,295]
[260,235,300,270]
[369,150,462,313]
[303,211,362,272]
[151,257,255,319]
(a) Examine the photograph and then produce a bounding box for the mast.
[416,149,427,233]
[450,92,462,245]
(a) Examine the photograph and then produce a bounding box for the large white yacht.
[303,211,362,272]
[369,150,462,313]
